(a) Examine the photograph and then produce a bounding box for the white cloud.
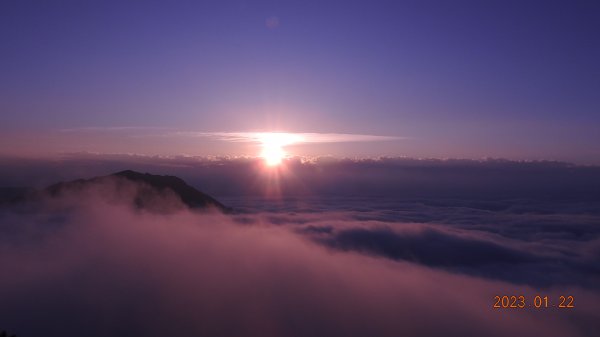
[179,131,402,144]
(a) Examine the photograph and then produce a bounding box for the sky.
[1,0,599,162]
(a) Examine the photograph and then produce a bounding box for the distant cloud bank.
[1,154,599,201]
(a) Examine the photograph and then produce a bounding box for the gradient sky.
[1,0,599,162]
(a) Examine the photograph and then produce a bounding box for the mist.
[1,180,599,337]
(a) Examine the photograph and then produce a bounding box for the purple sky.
[1,0,599,163]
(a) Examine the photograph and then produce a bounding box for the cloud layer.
[1,178,599,337]
[187,131,401,143]
[2,155,600,201]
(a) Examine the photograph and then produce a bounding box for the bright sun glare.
[258,133,303,166]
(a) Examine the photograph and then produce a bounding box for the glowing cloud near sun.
[172,131,401,165]
[257,133,304,166]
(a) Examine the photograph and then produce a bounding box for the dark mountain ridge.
[2,170,230,213]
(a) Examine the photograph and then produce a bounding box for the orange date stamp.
[493,295,575,309]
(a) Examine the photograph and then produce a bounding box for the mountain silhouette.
[41,170,230,213]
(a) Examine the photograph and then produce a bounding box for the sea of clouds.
[1,155,599,336]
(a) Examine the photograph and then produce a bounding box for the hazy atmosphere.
[1,1,599,336]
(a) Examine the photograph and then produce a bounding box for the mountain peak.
[44,170,230,213]
[112,170,187,187]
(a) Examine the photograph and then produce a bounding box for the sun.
[261,144,285,166]
[257,133,302,166]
